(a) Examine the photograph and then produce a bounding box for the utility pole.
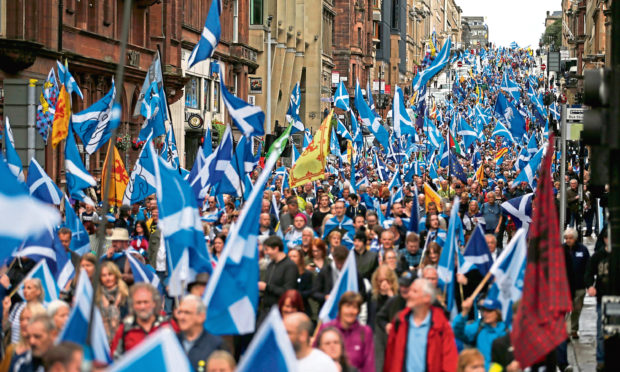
[266,16,273,135]
[27,79,37,162]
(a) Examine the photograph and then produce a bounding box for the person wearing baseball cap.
[453,296,507,370]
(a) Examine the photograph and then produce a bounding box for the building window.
[358,27,362,47]
[352,63,357,85]
[185,76,199,109]
[391,0,399,29]
[213,81,220,113]
[233,0,239,43]
[204,79,211,112]
[250,0,263,25]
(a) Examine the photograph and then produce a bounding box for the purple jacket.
[317,319,375,372]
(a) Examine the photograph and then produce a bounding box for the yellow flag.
[289,110,333,188]
[102,142,129,207]
[51,85,71,148]
[423,183,443,212]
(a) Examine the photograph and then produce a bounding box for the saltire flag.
[491,121,515,144]
[187,0,222,68]
[526,134,538,156]
[123,133,157,205]
[302,128,313,150]
[4,118,24,182]
[513,146,545,189]
[197,125,234,196]
[336,118,353,142]
[57,270,112,364]
[423,183,443,212]
[510,41,519,49]
[148,141,213,296]
[56,60,83,99]
[437,196,461,318]
[501,193,533,231]
[212,135,247,198]
[350,111,363,147]
[160,125,180,169]
[334,81,350,111]
[460,225,493,275]
[289,110,333,188]
[319,249,359,321]
[27,158,63,205]
[500,73,521,101]
[354,81,390,152]
[423,117,444,150]
[108,327,192,372]
[138,81,167,140]
[63,195,91,255]
[392,86,416,138]
[64,131,97,204]
[126,251,163,294]
[202,135,284,335]
[494,93,526,140]
[549,102,561,121]
[71,81,118,154]
[373,152,390,182]
[457,117,477,150]
[133,50,168,118]
[511,136,572,367]
[102,141,130,207]
[517,146,530,170]
[412,38,452,92]
[0,155,60,260]
[219,65,265,138]
[285,82,304,134]
[487,228,527,328]
[16,259,60,304]
[187,128,214,205]
[235,307,298,372]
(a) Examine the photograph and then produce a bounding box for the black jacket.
[346,204,367,219]
[311,263,365,308]
[354,249,378,281]
[177,330,226,371]
[260,256,298,312]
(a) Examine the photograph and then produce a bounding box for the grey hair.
[128,283,162,315]
[415,278,436,302]
[181,294,206,315]
[302,226,315,235]
[29,314,56,332]
[564,227,578,239]
[46,300,70,317]
[422,266,437,280]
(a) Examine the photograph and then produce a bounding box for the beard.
[135,309,155,321]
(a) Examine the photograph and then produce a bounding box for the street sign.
[547,51,561,72]
[457,61,463,68]
[541,64,546,71]
[331,72,340,85]
[567,106,584,122]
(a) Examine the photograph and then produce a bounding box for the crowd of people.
[0,46,612,372]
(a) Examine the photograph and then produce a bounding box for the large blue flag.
[27,158,63,205]
[16,259,60,304]
[220,64,265,138]
[319,249,359,322]
[491,120,515,144]
[187,0,222,68]
[0,155,61,260]
[4,118,24,182]
[285,82,304,134]
[122,133,157,205]
[334,81,350,111]
[64,131,97,203]
[58,270,111,364]
[126,251,163,294]
[412,38,452,92]
[71,81,118,154]
[501,193,533,231]
[494,93,526,140]
[160,125,180,170]
[138,82,167,140]
[500,73,521,101]
[392,86,416,139]
[63,195,91,255]
[457,117,477,150]
[460,225,493,276]
[235,308,298,372]
[202,141,283,335]
[437,196,461,318]
[513,146,544,189]
[355,81,390,152]
[56,60,84,99]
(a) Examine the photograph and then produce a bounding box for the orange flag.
[51,85,71,148]
[423,183,443,212]
[102,142,129,207]
[289,110,333,188]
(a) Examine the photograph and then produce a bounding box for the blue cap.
[480,298,501,311]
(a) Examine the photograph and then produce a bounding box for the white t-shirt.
[298,349,339,372]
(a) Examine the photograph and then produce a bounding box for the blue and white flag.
[491,121,515,144]
[437,196,461,318]
[494,93,526,140]
[220,65,265,138]
[460,225,493,275]
[526,134,538,156]
[126,252,163,293]
[56,60,84,99]
[58,270,111,364]
[319,249,358,322]
[187,128,213,206]
[303,129,313,150]
[350,112,363,147]
[500,74,521,101]
[17,259,59,304]
[27,158,63,205]
[71,81,118,154]
[64,134,96,205]
[139,82,167,140]
[285,83,304,134]
[187,0,222,68]
[203,142,282,335]
[513,146,544,189]
[392,86,416,139]
[160,125,180,169]
[63,195,91,255]
[457,117,478,150]
[510,41,519,49]
[336,118,353,142]
[334,81,350,111]
[501,193,533,231]
[108,327,191,372]
[373,153,390,182]
[206,125,235,188]
[4,118,24,182]
[549,102,561,121]
[486,228,527,327]
[236,307,298,372]
[0,155,60,259]
[148,141,212,296]
[134,51,167,117]
[423,117,444,150]
[412,38,452,92]
[123,133,157,205]
[355,81,390,152]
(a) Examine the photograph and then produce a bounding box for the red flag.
[510,135,572,367]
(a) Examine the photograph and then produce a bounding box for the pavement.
[567,235,598,372]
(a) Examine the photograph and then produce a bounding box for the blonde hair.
[24,278,45,303]
[207,350,236,370]
[457,349,484,372]
[371,265,399,298]
[99,261,129,300]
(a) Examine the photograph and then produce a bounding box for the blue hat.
[480,298,501,311]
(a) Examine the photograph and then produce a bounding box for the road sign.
[541,64,546,71]
[547,51,561,72]
[457,61,463,68]
[567,106,584,122]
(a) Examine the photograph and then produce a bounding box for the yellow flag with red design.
[102,142,129,207]
[51,85,71,148]
[289,110,333,188]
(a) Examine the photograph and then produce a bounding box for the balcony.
[373,9,382,22]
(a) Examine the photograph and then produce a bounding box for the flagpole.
[89,0,133,354]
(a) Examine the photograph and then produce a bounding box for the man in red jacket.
[384,278,458,372]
